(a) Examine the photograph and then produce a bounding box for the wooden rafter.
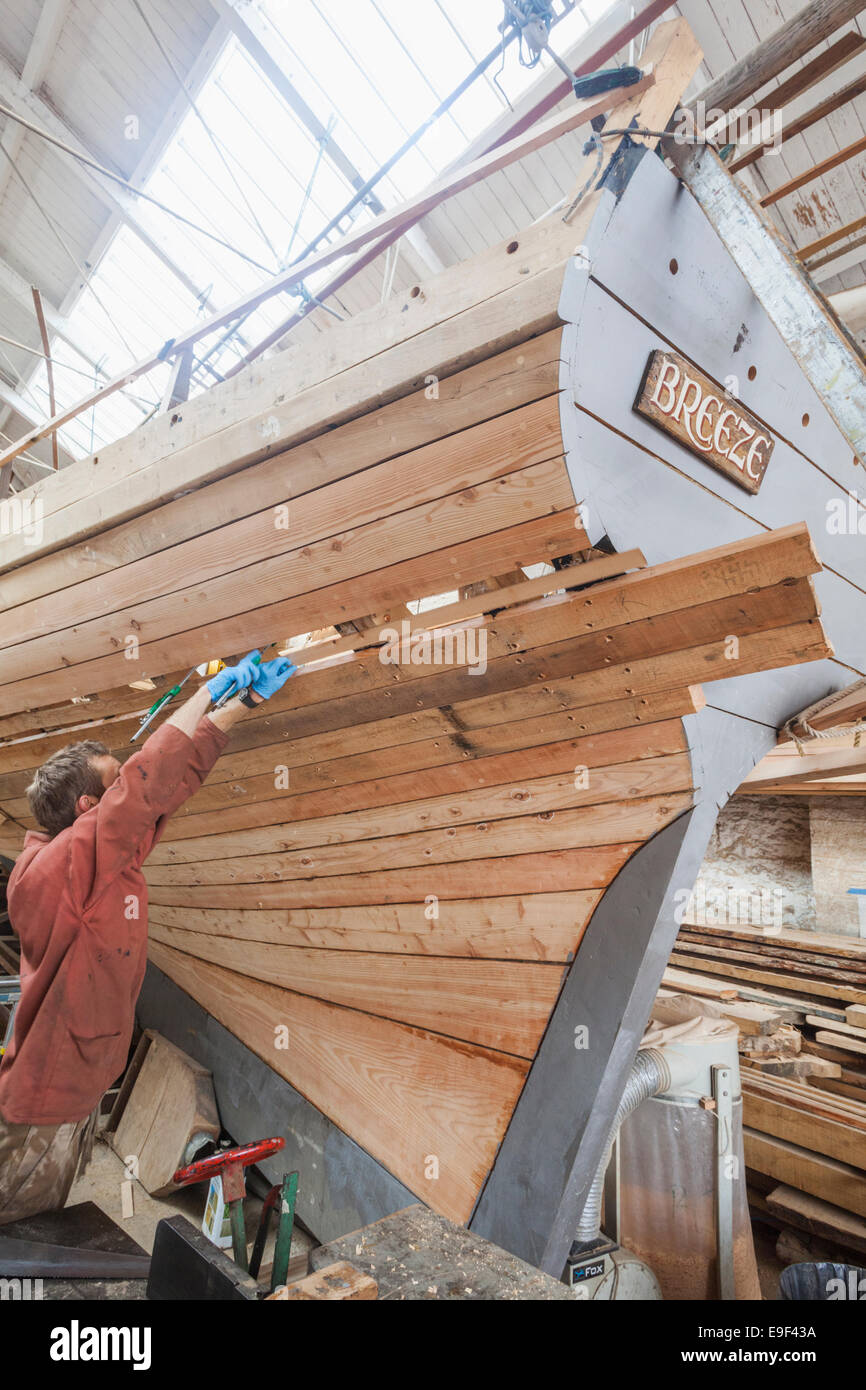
[731,63,866,174]
[685,0,866,119]
[760,131,866,208]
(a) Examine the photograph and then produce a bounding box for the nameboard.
[635,349,775,495]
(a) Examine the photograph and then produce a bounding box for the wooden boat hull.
[0,145,860,1273]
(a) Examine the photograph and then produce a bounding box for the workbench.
[309,1204,574,1300]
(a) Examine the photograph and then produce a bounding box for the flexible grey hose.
[576,1047,672,1245]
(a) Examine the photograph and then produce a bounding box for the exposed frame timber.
[787,680,866,736]
[759,131,866,207]
[661,138,866,458]
[0,68,655,472]
[730,60,866,173]
[286,550,649,667]
[799,211,866,261]
[686,0,866,118]
[741,745,866,791]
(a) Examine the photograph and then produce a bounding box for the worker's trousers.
[0,1107,98,1226]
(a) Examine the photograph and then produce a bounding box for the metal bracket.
[712,1063,735,1301]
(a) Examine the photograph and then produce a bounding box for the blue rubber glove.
[250,657,297,700]
[207,650,261,702]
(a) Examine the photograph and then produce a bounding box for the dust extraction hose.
[576,1048,672,1245]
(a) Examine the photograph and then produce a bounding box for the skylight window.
[20,0,619,459]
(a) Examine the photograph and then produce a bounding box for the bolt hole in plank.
[507,240,520,254]
[409,285,421,299]
[669,258,679,275]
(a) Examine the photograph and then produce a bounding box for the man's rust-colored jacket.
[0,717,227,1125]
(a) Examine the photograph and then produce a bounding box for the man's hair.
[26,740,110,837]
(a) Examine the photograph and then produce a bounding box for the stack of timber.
[672,921,866,1012]
[662,923,866,1232]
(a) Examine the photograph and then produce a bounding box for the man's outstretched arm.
[88,654,295,893]
[164,680,259,738]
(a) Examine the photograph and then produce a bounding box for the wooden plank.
[0,394,569,652]
[789,679,866,734]
[12,603,824,806]
[149,922,566,1058]
[808,1015,866,1039]
[269,1262,377,1301]
[149,940,528,1225]
[664,966,847,1020]
[743,1073,866,1124]
[765,1184,866,1256]
[0,519,820,718]
[146,843,640,910]
[802,1035,866,1068]
[0,249,580,572]
[288,549,648,667]
[0,530,828,722]
[808,1075,866,1102]
[678,933,866,981]
[670,951,866,1005]
[0,332,565,613]
[147,747,692,866]
[744,1093,866,1166]
[848,1004,866,1028]
[0,459,576,710]
[0,72,656,476]
[743,745,866,790]
[744,1128,866,1218]
[0,693,700,820]
[732,63,866,174]
[760,132,866,208]
[0,685,686,797]
[108,1032,220,1196]
[687,0,866,117]
[160,695,698,838]
[563,19,703,201]
[143,791,692,888]
[817,1029,866,1056]
[30,287,57,473]
[678,919,866,961]
[147,891,601,963]
[799,213,866,262]
[108,597,826,807]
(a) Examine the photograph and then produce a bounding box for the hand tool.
[130,665,199,743]
[248,1170,299,1291]
[211,643,277,709]
[172,1136,286,1272]
[0,1234,150,1279]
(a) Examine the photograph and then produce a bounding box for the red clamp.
[173,1137,285,1203]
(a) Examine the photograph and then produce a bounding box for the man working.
[0,649,295,1225]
